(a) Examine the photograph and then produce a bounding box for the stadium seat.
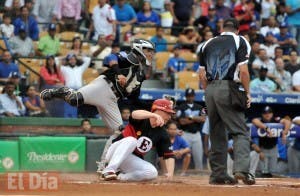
[175,70,199,90]
[133,33,152,40]
[39,31,48,38]
[179,51,198,62]
[58,31,84,41]
[18,58,44,84]
[0,39,7,55]
[282,55,291,62]
[133,26,156,36]
[83,68,99,84]
[154,51,174,73]
[164,35,178,51]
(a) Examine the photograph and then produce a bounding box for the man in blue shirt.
[285,0,300,51]
[113,0,137,25]
[13,6,39,41]
[166,121,191,176]
[0,50,19,84]
[150,26,167,52]
[274,23,298,55]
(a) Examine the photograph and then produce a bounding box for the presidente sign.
[19,137,85,172]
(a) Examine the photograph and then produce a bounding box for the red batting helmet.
[151,99,175,114]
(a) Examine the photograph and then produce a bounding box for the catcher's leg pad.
[65,91,84,107]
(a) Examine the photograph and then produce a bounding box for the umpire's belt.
[103,76,121,98]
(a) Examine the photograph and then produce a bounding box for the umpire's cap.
[223,18,240,30]
[151,99,175,114]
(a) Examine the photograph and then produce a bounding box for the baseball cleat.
[209,175,238,185]
[234,172,255,185]
[40,87,73,101]
[102,172,117,181]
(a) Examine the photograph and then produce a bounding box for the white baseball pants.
[103,137,158,181]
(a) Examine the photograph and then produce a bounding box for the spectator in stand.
[167,44,187,87]
[252,48,276,77]
[170,0,195,36]
[7,71,25,96]
[274,22,298,55]
[40,55,65,117]
[248,41,260,76]
[13,6,39,41]
[79,118,94,134]
[59,54,91,118]
[233,0,254,35]
[272,57,292,92]
[250,66,277,93]
[0,81,25,117]
[24,0,34,13]
[275,2,288,25]
[288,116,300,174]
[5,0,23,21]
[285,0,300,52]
[259,32,279,59]
[54,0,82,31]
[137,1,160,26]
[166,121,191,176]
[69,36,91,57]
[0,50,19,85]
[113,0,137,25]
[274,46,284,60]
[260,16,280,37]
[37,23,60,56]
[32,0,57,25]
[178,26,200,52]
[285,50,300,75]
[160,0,173,28]
[176,88,205,170]
[90,34,114,71]
[4,0,24,11]
[252,106,291,177]
[196,30,214,53]
[292,69,300,92]
[0,13,15,39]
[194,5,219,36]
[215,0,232,20]
[248,22,265,44]
[260,0,276,26]
[9,24,34,57]
[22,85,47,117]
[150,26,167,52]
[150,0,165,14]
[120,106,130,126]
[87,0,116,41]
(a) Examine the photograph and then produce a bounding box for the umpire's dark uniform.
[199,19,253,184]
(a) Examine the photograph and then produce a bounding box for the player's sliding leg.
[102,137,137,181]
[117,154,158,181]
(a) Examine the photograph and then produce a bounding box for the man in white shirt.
[87,0,116,41]
[0,81,25,117]
[4,0,24,10]
[252,48,276,78]
[292,69,300,92]
[32,0,57,24]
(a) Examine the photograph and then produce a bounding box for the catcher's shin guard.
[65,91,85,107]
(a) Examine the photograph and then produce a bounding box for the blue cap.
[19,24,26,32]
[9,71,20,78]
[66,53,76,61]
[48,23,56,31]
[279,22,288,28]
[185,88,195,97]
[266,31,274,36]
[262,106,273,114]
[250,22,257,29]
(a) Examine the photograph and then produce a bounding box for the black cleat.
[209,175,238,185]
[234,172,256,185]
[40,87,73,101]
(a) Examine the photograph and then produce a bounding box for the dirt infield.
[1,173,300,196]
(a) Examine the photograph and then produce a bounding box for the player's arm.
[131,110,165,127]
[280,118,291,143]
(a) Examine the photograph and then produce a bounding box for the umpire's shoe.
[40,87,73,101]
[234,172,256,185]
[102,172,117,181]
[209,175,238,185]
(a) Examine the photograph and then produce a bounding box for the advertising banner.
[0,140,19,172]
[19,137,86,172]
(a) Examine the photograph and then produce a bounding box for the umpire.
[198,18,255,185]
